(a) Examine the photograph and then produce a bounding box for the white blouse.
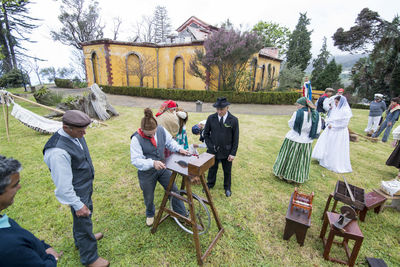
[285,110,322,144]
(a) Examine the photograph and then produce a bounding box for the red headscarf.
[155,100,177,117]
[137,128,157,147]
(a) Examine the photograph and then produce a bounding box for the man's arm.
[230,118,239,157]
[203,118,215,152]
[44,148,84,211]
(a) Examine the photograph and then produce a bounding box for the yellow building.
[81,16,282,91]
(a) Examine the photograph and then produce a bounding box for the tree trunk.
[0,20,13,72]
[2,2,17,69]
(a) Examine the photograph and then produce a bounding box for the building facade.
[81,17,282,91]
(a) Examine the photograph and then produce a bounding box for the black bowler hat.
[212,97,230,108]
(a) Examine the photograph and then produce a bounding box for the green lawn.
[0,98,399,266]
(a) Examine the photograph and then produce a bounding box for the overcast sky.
[25,0,400,85]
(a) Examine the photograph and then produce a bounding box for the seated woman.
[0,155,62,266]
[273,97,321,183]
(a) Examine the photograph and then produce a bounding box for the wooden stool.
[320,212,364,267]
[283,193,311,246]
[359,191,387,221]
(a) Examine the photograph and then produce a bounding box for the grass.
[0,98,399,266]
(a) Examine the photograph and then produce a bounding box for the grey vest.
[131,126,166,176]
[43,132,94,202]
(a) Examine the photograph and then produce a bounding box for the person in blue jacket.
[0,155,62,266]
[372,97,400,142]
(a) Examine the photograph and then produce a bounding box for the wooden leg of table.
[348,239,363,267]
[283,220,295,241]
[294,225,307,246]
[185,176,203,265]
[151,172,177,234]
[323,228,335,260]
[331,199,338,213]
[200,172,223,230]
[359,208,367,222]
[322,194,333,220]
[320,213,329,239]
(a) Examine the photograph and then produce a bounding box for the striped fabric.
[273,138,312,183]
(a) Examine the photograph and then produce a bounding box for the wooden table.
[321,193,364,220]
[283,193,311,246]
[373,188,400,211]
[320,212,364,267]
[150,152,224,265]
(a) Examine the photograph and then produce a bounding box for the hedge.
[55,78,74,88]
[100,85,301,105]
[350,103,370,110]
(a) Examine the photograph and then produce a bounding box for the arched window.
[272,66,276,87]
[173,56,185,89]
[260,64,265,89]
[91,52,99,84]
[126,52,141,87]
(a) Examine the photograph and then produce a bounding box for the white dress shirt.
[43,128,85,211]
[130,127,183,171]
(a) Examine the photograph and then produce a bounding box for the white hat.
[374,93,384,99]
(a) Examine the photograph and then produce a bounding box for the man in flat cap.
[203,97,239,197]
[43,110,109,267]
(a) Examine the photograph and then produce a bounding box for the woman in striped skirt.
[273,97,321,183]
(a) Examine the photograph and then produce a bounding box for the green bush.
[350,103,370,110]
[0,69,29,88]
[33,86,63,106]
[54,78,74,88]
[100,85,301,105]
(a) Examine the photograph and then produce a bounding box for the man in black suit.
[204,97,239,197]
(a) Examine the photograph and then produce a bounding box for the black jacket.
[203,112,239,159]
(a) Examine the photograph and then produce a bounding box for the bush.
[33,86,63,106]
[350,103,370,110]
[54,78,74,88]
[100,85,301,105]
[0,69,29,88]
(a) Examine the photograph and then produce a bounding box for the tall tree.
[333,8,400,98]
[277,64,303,91]
[311,37,331,90]
[0,0,39,73]
[252,21,291,58]
[316,58,343,89]
[286,13,312,72]
[132,15,155,43]
[126,54,156,87]
[51,0,104,50]
[153,6,171,43]
[189,28,262,91]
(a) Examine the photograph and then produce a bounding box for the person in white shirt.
[130,108,190,226]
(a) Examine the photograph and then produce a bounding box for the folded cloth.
[381,179,400,196]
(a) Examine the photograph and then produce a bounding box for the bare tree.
[131,15,155,42]
[153,6,171,43]
[26,57,42,85]
[112,16,122,41]
[69,49,86,80]
[126,54,157,87]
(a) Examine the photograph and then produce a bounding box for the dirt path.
[48,86,296,116]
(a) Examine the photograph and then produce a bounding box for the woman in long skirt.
[312,95,353,173]
[386,126,400,178]
[273,97,321,183]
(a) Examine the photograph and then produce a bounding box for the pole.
[2,102,10,141]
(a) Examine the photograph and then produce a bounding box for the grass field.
[0,94,399,266]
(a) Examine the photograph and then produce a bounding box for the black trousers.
[70,195,98,265]
[207,158,232,190]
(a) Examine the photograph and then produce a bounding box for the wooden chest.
[188,152,215,176]
[334,181,365,210]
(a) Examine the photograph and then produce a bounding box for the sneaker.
[146,217,154,226]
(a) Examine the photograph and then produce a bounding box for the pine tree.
[286,13,312,72]
[153,6,171,43]
[311,37,331,90]
[317,59,342,89]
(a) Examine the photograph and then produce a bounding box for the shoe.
[225,189,232,197]
[94,232,103,241]
[146,217,154,226]
[87,257,110,267]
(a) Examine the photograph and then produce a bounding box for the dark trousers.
[207,158,232,190]
[138,168,186,218]
[70,197,98,265]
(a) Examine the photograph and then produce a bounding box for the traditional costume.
[273,97,321,183]
[386,125,400,175]
[372,98,400,142]
[312,96,353,173]
[302,79,312,101]
[155,100,180,137]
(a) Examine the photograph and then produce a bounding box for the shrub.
[350,103,370,110]
[54,78,74,88]
[33,86,63,106]
[100,85,301,105]
[0,69,29,88]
